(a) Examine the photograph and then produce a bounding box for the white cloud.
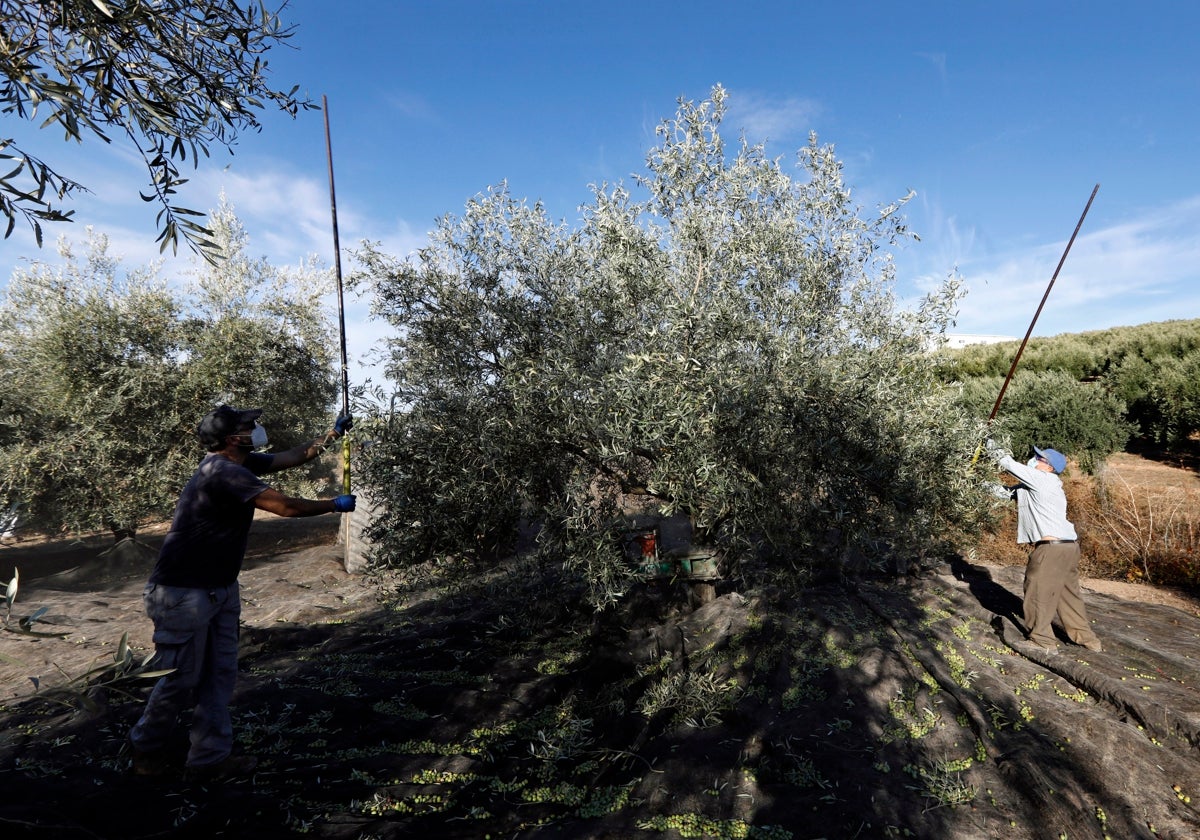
[947,196,1200,336]
[384,90,439,124]
[911,194,977,280]
[1,151,433,394]
[724,89,822,148]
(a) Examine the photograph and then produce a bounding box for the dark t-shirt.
[149,452,273,588]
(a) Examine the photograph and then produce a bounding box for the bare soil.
[1,460,1199,840]
[1081,576,1198,613]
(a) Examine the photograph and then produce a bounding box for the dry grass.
[978,453,1200,591]
[1073,464,1200,587]
[1104,450,1200,490]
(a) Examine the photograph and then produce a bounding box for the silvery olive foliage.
[0,201,337,540]
[353,87,989,606]
[0,0,314,255]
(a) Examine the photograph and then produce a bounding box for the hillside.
[939,318,1200,471]
[1,511,1199,839]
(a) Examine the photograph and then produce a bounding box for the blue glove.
[333,494,356,513]
[334,413,354,436]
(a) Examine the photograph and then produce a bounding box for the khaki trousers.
[1023,542,1101,649]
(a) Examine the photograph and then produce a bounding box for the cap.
[1034,446,1067,474]
[197,405,263,448]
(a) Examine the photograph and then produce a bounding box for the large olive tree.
[353,87,988,605]
[0,0,313,254]
[0,201,336,542]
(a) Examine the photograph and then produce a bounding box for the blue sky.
[3,1,1199,383]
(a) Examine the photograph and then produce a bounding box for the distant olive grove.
[937,319,1200,469]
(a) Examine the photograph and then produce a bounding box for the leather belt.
[1034,538,1076,547]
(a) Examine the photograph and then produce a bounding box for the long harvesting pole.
[973,184,1100,463]
[323,95,352,494]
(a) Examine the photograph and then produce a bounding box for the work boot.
[185,753,259,782]
[1081,638,1103,652]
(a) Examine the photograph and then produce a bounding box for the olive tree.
[353,87,988,605]
[954,371,1132,474]
[0,202,336,542]
[0,0,313,254]
[0,234,185,540]
[176,197,338,464]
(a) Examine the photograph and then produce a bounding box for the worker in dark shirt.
[129,405,355,778]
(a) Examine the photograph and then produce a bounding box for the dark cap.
[197,405,263,449]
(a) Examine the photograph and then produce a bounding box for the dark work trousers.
[129,582,241,768]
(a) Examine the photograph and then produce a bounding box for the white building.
[937,333,1018,350]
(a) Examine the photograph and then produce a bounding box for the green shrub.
[953,371,1130,473]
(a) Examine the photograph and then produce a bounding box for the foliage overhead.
[352,86,990,606]
[0,0,314,255]
[0,201,337,539]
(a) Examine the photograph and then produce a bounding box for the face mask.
[233,423,269,451]
[250,423,269,450]
[1027,457,1039,469]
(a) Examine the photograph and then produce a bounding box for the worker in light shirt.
[985,441,1102,653]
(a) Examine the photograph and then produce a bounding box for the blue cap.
[1034,447,1067,474]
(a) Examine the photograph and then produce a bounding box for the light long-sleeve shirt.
[991,455,1077,545]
